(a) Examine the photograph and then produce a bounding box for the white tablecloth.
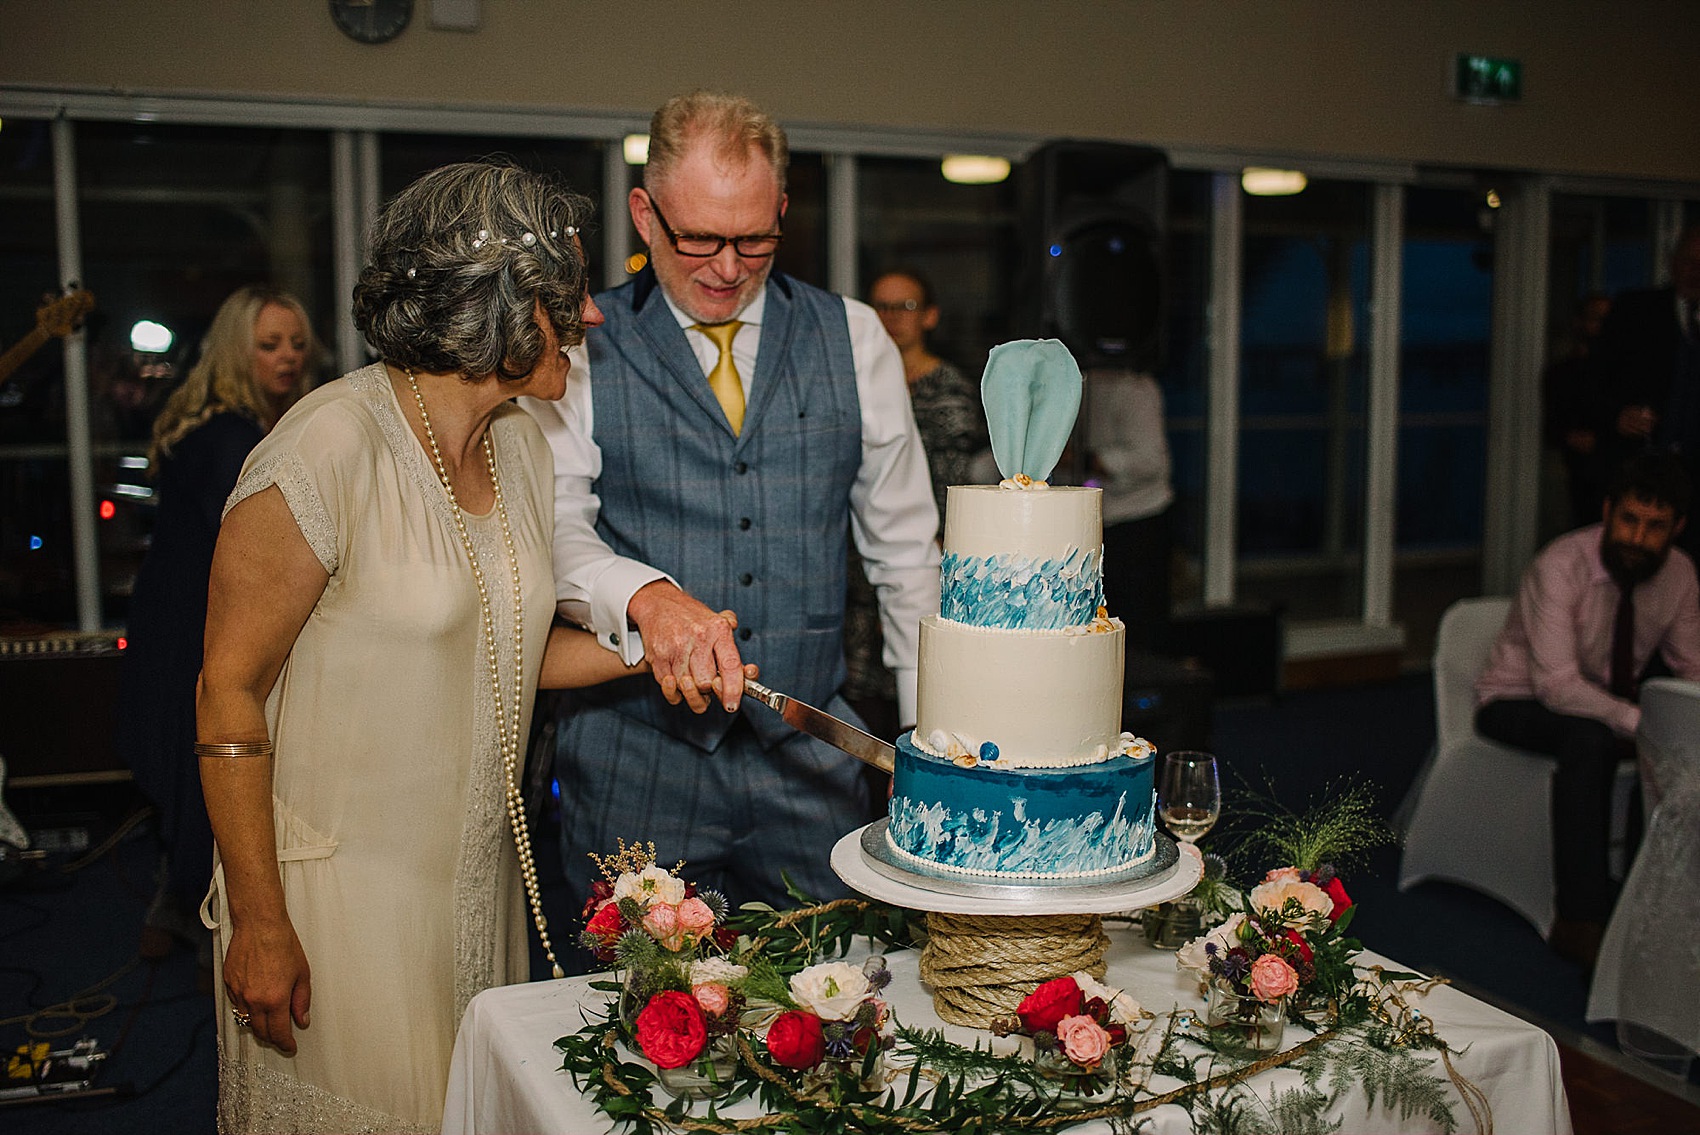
[443,938,1571,1134]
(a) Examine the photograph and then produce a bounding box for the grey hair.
[353,161,594,382]
[644,91,788,197]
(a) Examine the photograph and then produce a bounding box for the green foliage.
[725,881,921,977]
[1323,1039,1460,1133]
[556,894,1470,1135]
[1224,780,1394,876]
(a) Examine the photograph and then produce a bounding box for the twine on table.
[918,912,1109,1026]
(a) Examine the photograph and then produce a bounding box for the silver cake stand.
[831,819,1203,915]
[832,821,1202,1027]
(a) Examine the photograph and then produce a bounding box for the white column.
[1652,198,1685,286]
[1364,183,1404,627]
[1204,171,1242,607]
[1482,177,1551,595]
[827,153,859,299]
[331,131,364,374]
[51,117,99,631]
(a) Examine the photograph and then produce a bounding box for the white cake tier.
[939,484,1106,631]
[944,483,1102,561]
[915,613,1126,768]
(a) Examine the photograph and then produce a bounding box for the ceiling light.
[941,155,1010,185]
[1241,168,1308,196]
[623,134,650,166]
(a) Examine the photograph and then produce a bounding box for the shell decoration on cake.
[922,726,1155,770]
[982,339,1084,484]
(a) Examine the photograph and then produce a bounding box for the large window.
[1234,179,1373,621]
[1394,186,1494,655]
[1159,170,1213,604]
[0,117,64,629]
[76,122,337,624]
[855,155,1022,378]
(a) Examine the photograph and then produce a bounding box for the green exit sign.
[1455,54,1522,104]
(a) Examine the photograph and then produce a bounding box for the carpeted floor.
[3,673,1696,1131]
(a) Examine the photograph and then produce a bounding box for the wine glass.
[1158,750,1221,844]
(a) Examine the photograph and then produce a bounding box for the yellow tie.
[692,321,745,435]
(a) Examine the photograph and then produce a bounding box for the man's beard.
[1602,536,1669,586]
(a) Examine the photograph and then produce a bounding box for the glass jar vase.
[1032,1044,1121,1110]
[1203,977,1286,1052]
[1142,898,1204,950]
[654,1034,740,1101]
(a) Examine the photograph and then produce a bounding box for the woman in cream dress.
[196,162,635,1133]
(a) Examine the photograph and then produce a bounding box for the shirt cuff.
[589,562,673,666]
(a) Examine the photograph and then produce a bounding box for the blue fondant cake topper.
[981,339,1083,483]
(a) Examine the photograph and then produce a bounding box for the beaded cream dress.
[203,365,554,1133]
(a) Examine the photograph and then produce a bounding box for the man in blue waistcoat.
[522,92,939,961]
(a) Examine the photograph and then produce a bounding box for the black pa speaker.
[1019,142,1168,371]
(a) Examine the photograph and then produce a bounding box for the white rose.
[690,957,749,986]
[790,960,872,1021]
[1176,912,1246,977]
[614,864,686,908]
[1070,971,1142,1024]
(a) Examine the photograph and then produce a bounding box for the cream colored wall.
[3,0,1696,183]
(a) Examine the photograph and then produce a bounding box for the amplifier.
[0,634,127,786]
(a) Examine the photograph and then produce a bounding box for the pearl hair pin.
[472,225,577,251]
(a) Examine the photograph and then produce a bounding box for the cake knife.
[741,678,896,774]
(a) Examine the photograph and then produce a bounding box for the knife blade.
[742,678,895,774]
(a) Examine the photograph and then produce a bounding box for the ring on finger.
[232,1007,253,1028]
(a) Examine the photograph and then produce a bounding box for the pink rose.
[693,982,731,1017]
[677,897,716,942]
[1263,866,1302,885]
[1248,954,1299,1003]
[1055,1014,1112,1069]
[642,902,685,950]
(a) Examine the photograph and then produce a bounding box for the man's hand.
[626,581,746,713]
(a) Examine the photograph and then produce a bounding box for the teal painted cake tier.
[886,731,1156,879]
[938,547,1103,630]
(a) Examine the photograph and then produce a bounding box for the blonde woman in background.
[118,285,318,969]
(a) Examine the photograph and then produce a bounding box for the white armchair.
[1398,597,1559,936]
[1586,677,1700,1072]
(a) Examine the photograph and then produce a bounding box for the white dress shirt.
[520,285,941,724]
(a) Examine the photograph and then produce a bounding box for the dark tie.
[1610,582,1637,700]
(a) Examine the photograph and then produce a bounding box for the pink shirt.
[1476,523,1700,736]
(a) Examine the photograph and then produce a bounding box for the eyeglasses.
[871,299,922,314]
[645,193,783,259]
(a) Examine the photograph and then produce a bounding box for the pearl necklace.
[405,367,563,978]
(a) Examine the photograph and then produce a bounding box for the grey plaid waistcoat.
[576,269,862,750]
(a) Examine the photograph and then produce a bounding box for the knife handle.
[741,677,784,711]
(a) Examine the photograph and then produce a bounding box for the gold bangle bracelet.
[194,741,274,759]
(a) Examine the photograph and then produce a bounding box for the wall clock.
[329,0,414,44]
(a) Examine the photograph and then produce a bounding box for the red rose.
[1016,976,1082,1036]
[1284,929,1314,965]
[1323,876,1352,921]
[1106,1022,1128,1047]
[634,990,707,1069]
[766,1010,827,1070]
[582,879,615,921]
[585,900,624,945]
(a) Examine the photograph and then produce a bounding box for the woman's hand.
[223,917,312,1055]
